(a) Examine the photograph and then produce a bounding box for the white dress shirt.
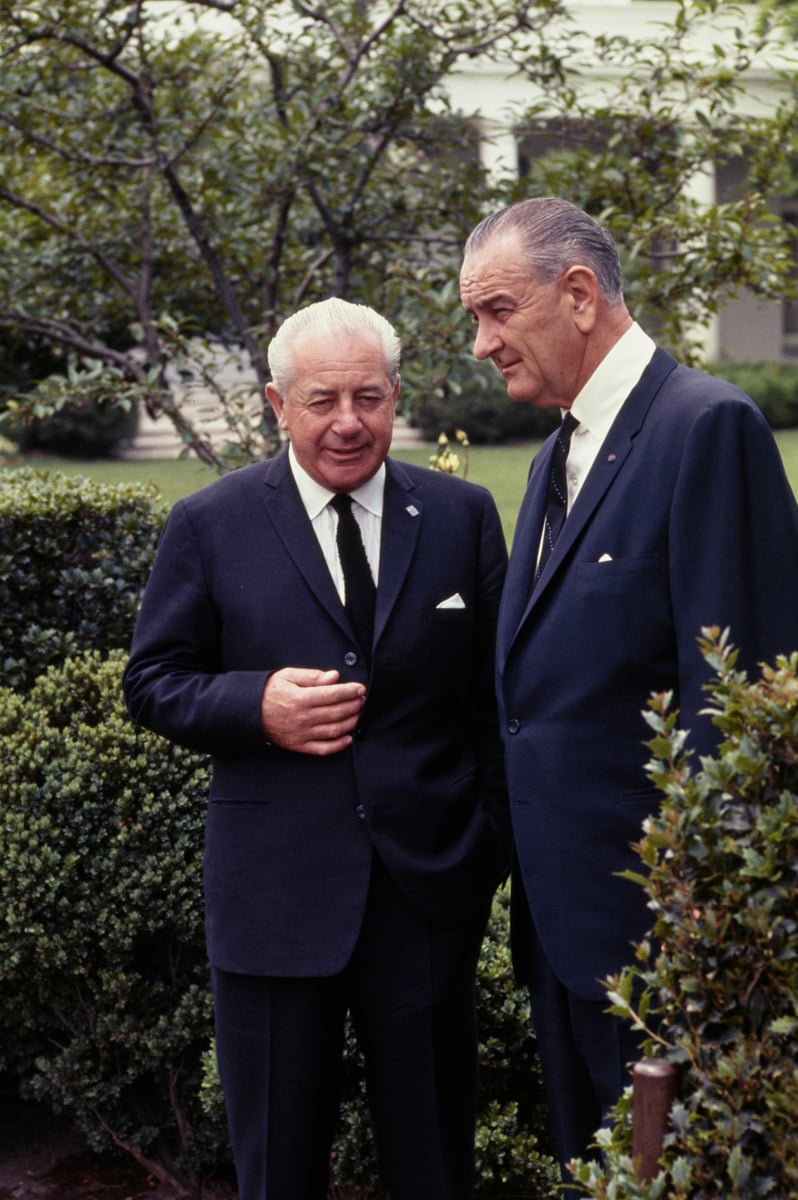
[288,444,384,599]
[565,321,656,509]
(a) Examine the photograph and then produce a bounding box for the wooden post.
[632,1059,678,1181]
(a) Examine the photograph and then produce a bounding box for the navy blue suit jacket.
[498,348,798,999]
[124,454,509,977]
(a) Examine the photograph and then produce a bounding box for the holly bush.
[573,628,798,1199]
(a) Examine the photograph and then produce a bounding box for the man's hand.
[260,667,366,756]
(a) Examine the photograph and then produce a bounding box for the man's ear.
[564,265,600,333]
[265,383,288,431]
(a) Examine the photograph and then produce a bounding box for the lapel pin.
[406,504,420,517]
[607,453,617,462]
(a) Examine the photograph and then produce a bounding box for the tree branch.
[0,188,137,300]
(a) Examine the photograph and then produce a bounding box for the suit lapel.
[258,452,353,640]
[498,439,553,658]
[500,347,678,658]
[375,459,422,647]
[258,453,423,651]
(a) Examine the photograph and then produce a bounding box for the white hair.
[267,297,401,393]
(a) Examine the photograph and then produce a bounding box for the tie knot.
[560,411,579,440]
[330,492,353,516]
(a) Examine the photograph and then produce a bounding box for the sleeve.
[472,487,512,861]
[669,396,798,757]
[122,500,271,757]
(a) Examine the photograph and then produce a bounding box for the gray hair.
[267,297,401,393]
[464,197,624,304]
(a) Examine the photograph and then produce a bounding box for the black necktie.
[330,493,376,652]
[536,411,579,581]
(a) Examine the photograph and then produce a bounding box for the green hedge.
[0,647,558,1196]
[707,361,798,430]
[0,650,220,1191]
[573,629,798,1198]
[0,469,559,1195]
[414,359,798,446]
[412,361,560,444]
[0,468,166,691]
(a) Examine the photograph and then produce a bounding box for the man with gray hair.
[124,297,510,1199]
[460,197,798,1183]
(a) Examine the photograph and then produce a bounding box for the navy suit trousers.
[212,853,490,1200]
[514,881,644,1186]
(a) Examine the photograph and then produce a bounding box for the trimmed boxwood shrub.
[0,468,558,1196]
[573,628,798,1199]
[1,645,558,1196]
[0,468,166,691]
[0,649,222,1192]
[472,887,559,1196]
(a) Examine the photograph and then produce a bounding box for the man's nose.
[333,399,361,432]
[473,322,499,360]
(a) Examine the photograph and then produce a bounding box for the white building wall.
[444,0,797,363]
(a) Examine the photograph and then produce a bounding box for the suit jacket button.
[344,651,358,667]
[355,804,366,820]
[508,718,521,734]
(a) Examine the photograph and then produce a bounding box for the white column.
[476,119,519,181]
[685,161,720,360]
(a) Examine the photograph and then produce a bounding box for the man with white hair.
[124,297,509,1200]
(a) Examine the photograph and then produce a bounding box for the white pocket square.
[598,553,613,563]
[436,593,466,610]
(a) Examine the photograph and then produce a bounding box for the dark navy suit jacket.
[498,348,798,999]
[124,453,509,977]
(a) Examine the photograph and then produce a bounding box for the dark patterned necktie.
[330,493,376,652]
[536,411,579,582]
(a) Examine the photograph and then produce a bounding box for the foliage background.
[3,0,798,467]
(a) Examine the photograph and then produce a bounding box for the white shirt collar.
[287,444,386,519]
[569,322,656,445]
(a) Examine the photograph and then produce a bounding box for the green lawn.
[4,427,798,548]
[400,429,798,541]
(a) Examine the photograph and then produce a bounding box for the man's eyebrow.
[304,381,387,398]
[304,386,337,399]
[467,291,514,312]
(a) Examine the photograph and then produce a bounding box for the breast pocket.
[573,553,663,582]
[569,553,672,666]
[423,605,473,625]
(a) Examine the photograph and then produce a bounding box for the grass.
[773,427,798,492]
[392,442,536,545]
[4,427,798,548]
[0,454,220,508]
